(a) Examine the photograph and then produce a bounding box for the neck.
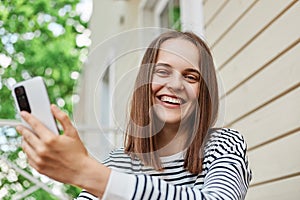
[156,122,189,157]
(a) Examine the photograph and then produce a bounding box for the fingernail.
[51,104,58,110]
[16,125,22,133]
[20,111,29,119]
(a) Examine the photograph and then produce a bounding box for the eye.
[184,74,200,83]
[154,68,171,77]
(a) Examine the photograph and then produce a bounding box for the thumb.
[51,104,79,138]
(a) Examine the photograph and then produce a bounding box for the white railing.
[0,119,118,133]
[0,119,20,127]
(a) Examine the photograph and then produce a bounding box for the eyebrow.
[155,63,172,68]
[155,62,201,75]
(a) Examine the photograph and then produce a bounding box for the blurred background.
[0,0,299,199]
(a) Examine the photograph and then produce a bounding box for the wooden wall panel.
[205,0,256,46]
[203,1,300,199]
[246,175,300,200]
[248,130,300,185]
[231,87,300,149]
[224,43,300,124]
[211,0,295,68]
[219,2,300,95]
[203,0,228,26]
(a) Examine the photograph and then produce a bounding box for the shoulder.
[102,147,131,163]
[202,129,252,194]
[101,147,142,172]
[107,147,128,156]
[209,128,246,143]
[204,128,247,158]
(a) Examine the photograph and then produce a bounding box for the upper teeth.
[161,96,182,104]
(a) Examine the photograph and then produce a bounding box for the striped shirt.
[75,128,252,200]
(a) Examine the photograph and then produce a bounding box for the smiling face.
[151,38,200,126]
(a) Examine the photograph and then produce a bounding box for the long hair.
[124,31,219,174]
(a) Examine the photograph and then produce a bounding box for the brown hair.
[124,31,219,174]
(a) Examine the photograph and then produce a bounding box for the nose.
[167,72,184,91]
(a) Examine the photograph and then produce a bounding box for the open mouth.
[158,95,186,105]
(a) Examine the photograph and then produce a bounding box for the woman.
[17,31,252,199]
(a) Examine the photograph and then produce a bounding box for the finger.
[20,129,58,169]
[22,139,38,163]
[51,105,78,137]
[22,139,49,174]
[16,125,42,151]
[19,111,54,142]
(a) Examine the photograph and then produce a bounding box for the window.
[159,0,181,30]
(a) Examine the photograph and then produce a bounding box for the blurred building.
[75,0,300,199]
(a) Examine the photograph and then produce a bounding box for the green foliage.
[0,0,89,119]
[64,184,82,198]
[27,188,58,200]
[170,6,181,31]
[0,0,90,199]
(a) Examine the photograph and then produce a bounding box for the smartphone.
[12,76,59,135]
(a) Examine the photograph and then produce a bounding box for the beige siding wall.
[203,0,300,199]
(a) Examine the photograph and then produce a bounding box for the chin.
[152,100,197,126]
[154,111,183,125]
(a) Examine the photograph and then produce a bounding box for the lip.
[155,94,186,109]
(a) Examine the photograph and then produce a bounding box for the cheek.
[151,76,165,94]
[151,82,160,94]
[185,84,200,100]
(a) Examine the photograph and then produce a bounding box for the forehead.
[157,38,199,69]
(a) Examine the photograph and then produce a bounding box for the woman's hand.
[16,104,88,183]
[16,105,111,197]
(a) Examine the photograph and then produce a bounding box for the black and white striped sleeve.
[74,190,98,200]
[102,130,251,200]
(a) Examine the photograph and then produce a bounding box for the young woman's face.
[151,38,200,125]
